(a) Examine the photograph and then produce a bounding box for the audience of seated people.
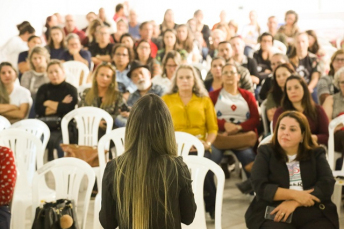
[1,7,344,228]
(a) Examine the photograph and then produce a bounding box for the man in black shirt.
[89,25,114,65]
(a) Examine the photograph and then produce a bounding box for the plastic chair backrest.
[11,119,50,166]
[63,61,90,87]
[175,131,205,157]
[0,129,43,188]
[97,128,126,182]
[0,115,11,131]
[328,114,344,170]
[61,107,113,146]
[260,100,269,136]
[258,135,273,147]
[32,158,95,229]
[77,83,92,99]
[182,156,225,229]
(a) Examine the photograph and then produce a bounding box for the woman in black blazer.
[245,110,339,229]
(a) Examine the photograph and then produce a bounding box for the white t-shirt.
[9,84,32,119]
[152,75,171,94]
[214,89,250,124]
[0,36,28,70]
[286,154,303,191]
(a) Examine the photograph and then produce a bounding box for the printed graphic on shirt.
[287,161,303,191]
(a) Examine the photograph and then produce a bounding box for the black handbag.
[31,199,79,229]
[37,116,62,131]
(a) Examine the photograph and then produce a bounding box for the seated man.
[64,14,86,42]
[253,33,274,79]
[89,25,114,65]
[117,60,163,126]
[205,41,253,92]
[62,33,92,69]
[136,22,158,58]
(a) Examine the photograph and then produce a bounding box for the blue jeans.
[211,145,256,177]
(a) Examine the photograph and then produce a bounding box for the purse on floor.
[31,199,79,229]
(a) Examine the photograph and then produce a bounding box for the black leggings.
[0,206,10,229]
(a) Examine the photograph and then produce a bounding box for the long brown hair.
[281,75,317,121]
[329,49,344,76]
[271,110,318,162]
[270,63,295,106]
[47,26,66,49]
[114,94,179,229]
[305,30,320,54]
[176,24,194,53]
[0,62,17,104]
[85,63,119,108]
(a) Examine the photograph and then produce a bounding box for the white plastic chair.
[63,61,90,87]
[258,135,273,147]
[175,131,205,157]
[0,115,11,131]
[260,100,269,137]
[10,119,50,167]
[191,63,209,81]
[182,156,225,229]
[32,158,95,229]
[61,107,113,147]
[94,127,126,229]
[328,115,344,214]
[0,129,53,229]
[77,83,92,100]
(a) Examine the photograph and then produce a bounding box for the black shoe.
[220,162,231,179]
[236,180,254,194]
[209,210,215,220]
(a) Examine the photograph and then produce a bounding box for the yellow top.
[162,93,218,141]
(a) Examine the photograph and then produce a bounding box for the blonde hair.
[167,64,209,97]
[28,46,50,71]
[85,63,119,108]
[334,66,344,89]
[86,19,103,42]
[114,94,179,229]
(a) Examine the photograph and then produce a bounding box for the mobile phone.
[264,206,293,223]
[120,103,130,112]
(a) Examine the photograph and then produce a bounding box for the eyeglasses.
[334,58,344,63]
[166,64,177,68]
[115,53,128,57]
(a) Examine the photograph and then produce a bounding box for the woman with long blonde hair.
[100,94,196,228]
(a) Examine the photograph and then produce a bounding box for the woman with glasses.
[317,49,344,105]
[134,39,160,77]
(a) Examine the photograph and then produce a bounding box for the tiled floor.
[25,171,344,229]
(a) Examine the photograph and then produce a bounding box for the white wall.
[1,0,344,46]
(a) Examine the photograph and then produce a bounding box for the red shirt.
[0,147,17,206]
[64,27,86,42]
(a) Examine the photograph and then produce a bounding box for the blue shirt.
[128,23,141,40]
[49,47,66,60]
[127,83,163,107]
[61,49,92,69]
[116,68,137,93]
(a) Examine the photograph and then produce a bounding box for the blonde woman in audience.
[17,35,42,78]
[159,9,178,35]
[35,60,77,160]
[82,12,98,32]
[82,19,103,48]
[0,21,35,70]
[162,64,218,219]
[100,94,196,228]
[176,24,200,63]
[317,49,344,104]
[45,26,66,60]
[0,62,32,123]
[153,50,182,93]
[228,20,239,38]
[21,46,50,100]
[79,62,124,131]
[246,111,339,229]
[322,67,344,169]
[273,75,329,145]
[266,63,295,122]
[215,23,232,41]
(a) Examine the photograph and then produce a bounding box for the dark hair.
[270,63,295,106]
[271,111,318,162]
[176,24,193,53]
[329,49,344,76]
[28,35,40,42]
[285,10,298,25]
[305,30,320,54]
[162,29,177,49]
[47,26,66,49]
[139,21,151,30]
[161,50,181,77]
[120,33,134,44]
[281,75,317,121]
[17,21,35,35]
[134,39,153,63]
[115,4,124,13]
[112,43,133,65]
[271,53,289,63]
[218,41,231,46]
[0,62,18,104]
[222,63,239,73]
[258,32,274,43]
[211,56,226,66]
[45,16,54,28]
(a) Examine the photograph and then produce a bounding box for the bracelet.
[206,141,211,147]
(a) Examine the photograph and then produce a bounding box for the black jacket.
[245,144,339,229]
[100,156,197,229]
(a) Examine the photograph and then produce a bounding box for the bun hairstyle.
[17,21,35,35]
